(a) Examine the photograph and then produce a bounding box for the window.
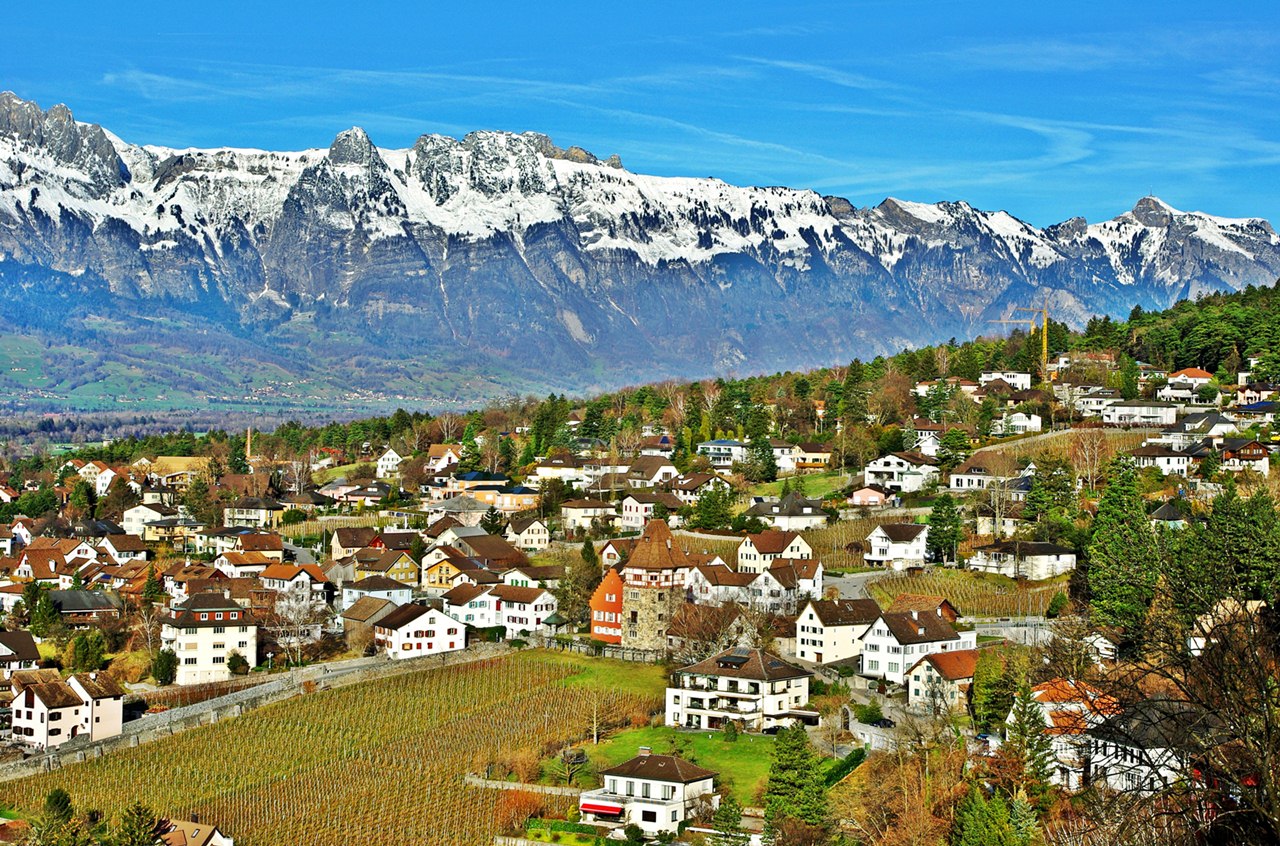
[641,811,657,823]
[213,626,226,634]
[184,658,197,665]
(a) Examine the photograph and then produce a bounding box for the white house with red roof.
[736,530,812,575]
[372,604,465,659]
[579,749,719,835]
[1001,678,1119,791]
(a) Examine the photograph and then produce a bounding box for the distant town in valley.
[1,283,1279,845]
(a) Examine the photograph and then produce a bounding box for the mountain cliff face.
[1,91,1278,407]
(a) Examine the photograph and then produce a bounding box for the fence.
[528,636,666,665]
[464,775,582,797]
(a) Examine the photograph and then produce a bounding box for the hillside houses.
[865,451,940,493]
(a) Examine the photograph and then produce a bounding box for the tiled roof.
[676,647,811,682]
[601,753,717,783]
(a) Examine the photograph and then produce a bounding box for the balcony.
[581,787,684,810]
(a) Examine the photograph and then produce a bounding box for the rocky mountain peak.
[1130,196,1176,227]
[328,127,378,166]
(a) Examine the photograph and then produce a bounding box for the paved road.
[283,539,317,565]
[824,570,885,600]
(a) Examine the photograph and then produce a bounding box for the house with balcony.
[579,749,719,835]
[160,592,258,685]
[864,451,940,493]
[736,530,812,575]
[857,610,976,686]
[665,647,812,732]
[863,523,929,570]
[695,439,748,469]
[968,540,1077,580]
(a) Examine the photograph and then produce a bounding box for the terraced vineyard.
[868,569,1068,617]
[5,652,664,846]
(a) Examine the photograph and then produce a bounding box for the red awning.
[580,803,624,815]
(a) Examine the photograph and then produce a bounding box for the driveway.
[825,570,884,600]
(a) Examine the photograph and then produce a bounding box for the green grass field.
[748,470,850,500]
[557,725,783,806]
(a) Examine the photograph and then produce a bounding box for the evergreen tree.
[927,493,962,563]
[26,788,89,846]
[497,436,517,473]
[902,418,918,450]
[763,723,828,833]
[459,422,481,472]
[65,629,106,673]
[1009,790,1039,846]
[748,434,778,483]
[952,786,1017,846]
[581,538,598,570]
[142,566,164,605]
[937,428,972,470]
[151,649,179,686]
[518,440,536,467]
[1000,682,1055,801]
[709,793,747,846]
[29,592,60,639]
[1087,456,1160,634]
[113,802,162,846]
[691,487,733,530]
[479,506,505,535]
[969,649,1011,729]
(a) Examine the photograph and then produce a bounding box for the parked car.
[870,718,896,729]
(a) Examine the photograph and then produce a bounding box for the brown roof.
[425,515,463,538]
[160,819,223,846]
[805,598,881,627]
[341,595,397,623]
[916,648,981,681]
[442,583,490,607]
[624,491,684,509]
[217,551,273,567]
[28,681,83,709]
[458,534,528,565]
[0,630,40,664]
[104,534,147,552]
[625,520,691,571]
[886,594,958,615]
[379,532,418,551]
[335,527,379,548]
[561,498,615,510]
[876,611,960,645]
[745,530,800,555]
[676,647,811,682]
[9,669,62,692]
[601,753,717,784]
[767,558,821,589]
[489,584,549,604]
[71,672,125,699]
[693,564,756,587]
[375,603,431,631]
[238,533,284,552]
[348,575,408,593]
[877,523,927,542]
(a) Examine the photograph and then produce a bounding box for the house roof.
[767,558,821,588]
[48,591,122,614]
[0,630,39,664]
[625,520,691,571]
[623,491,684,509]
[886,595,959,617]
[104,534,147,552]
[488,584,549,604]
[1170,367,1213,380]
[164,592,253,627]
[376,603,431,631]
[341,595,397,623]
[160,819,224,846]
[875,611,960,645]
[876,523,927,542]
[601,753,717,784]
[676,647,811,682]
[433,495,489,513]
[442,583,491,607]
[27,680,83,709]
[71,672,125,700]
[237,533,284,552]
[228,496,283,511]
[335,527,379,548]
[1089,696,1211,751]
[804,598,881,627]
[746,492,825,519]
[917,648,981,681]
[260,563,328,583]
[508,516,545,535]
[745,529,801,555]
[693,564,756,588]
[561,498,615,510]
[459,534,528,564]
[1150,501,1185,522]
[348,575,409,593]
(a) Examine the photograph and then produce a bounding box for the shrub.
[150,649,178,686]
[510,639,528,649]
[227,651,250,675]
[1046,591,1069,618]
[853,701,883,724]
[281,509,307,525]
[722,720,739,742]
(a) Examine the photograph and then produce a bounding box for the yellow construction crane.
[990,298,1051,382]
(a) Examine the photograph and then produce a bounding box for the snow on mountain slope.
[1,90,1280,396]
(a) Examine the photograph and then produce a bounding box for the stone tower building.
[620,520,690,651]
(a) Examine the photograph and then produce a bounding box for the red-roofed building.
[589,567,624,644]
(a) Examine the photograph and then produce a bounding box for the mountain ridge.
[0,91,1278,413]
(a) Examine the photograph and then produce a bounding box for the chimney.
[190,813,200,824]
[639,746,651,757]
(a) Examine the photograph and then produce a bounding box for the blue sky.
[6,1,1279,226]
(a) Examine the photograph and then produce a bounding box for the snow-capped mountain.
[1,91,1278,401]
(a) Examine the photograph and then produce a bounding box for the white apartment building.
[160,592,258,685]
[665,647,812,732]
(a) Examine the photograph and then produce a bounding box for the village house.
[684,564,757,608]
[160,592,258,685]
[665,647,813,732]
[8,669,124,749]
[340,574,413,612]
[505,516,551,552]
[100,534,148,563]
[213,551,274,579]
[695,439,749,469]
[222,497,285,530]
[980,371,1033,391]
[906,648,981,713]
[620,521,693,650]
[620,492,686,532]
[858,609,976,686]
[848,485,891,508]
[588,567,625,644]
[736,530,813,575]
[665,472,732,506]
[372,604,465,660]
[795,598,882,665]
[1089,697,1204,795]
[441,583,501,630]
[452,533,528,569]
[560,499,618,533]
[969,540,1078,580]
[426,443,464,472]
[491,584,559,638]
[234,533,285,561]
[340,595,398,638]
[579,750,719,835]
[1129,444,1195,476]
[995,411,1042,435]
[1101,401,1179,427]
[950,456,1029,494]
[1006,679,1119,791]
[864,523,930,569]
[259,563,330,602]
[376,447,405,479]
[624,455,680,488]
[330,527,380,560]
[0,630,40,680]
[744,492,828,532]
[864,451,940,493]
[158,817,236,846]
[794,442,833,472]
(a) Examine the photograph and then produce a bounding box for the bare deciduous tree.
[1070,427,1112,492]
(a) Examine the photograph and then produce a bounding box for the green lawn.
[748,470,850,500]
[563,725,781,806]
